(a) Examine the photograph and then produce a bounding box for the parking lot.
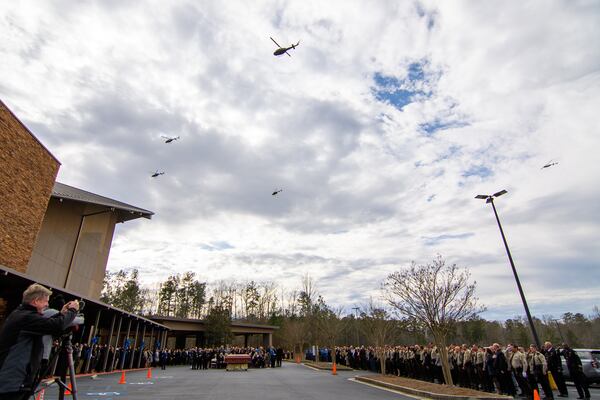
[36,364,600,400]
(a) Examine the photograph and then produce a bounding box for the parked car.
[561,348,600,384]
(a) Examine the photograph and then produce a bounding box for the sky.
[1,0,599,321]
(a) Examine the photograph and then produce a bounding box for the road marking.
[86,392,121,396]
[301,364,321,371]
[347,378,426,399]
[129,382,154,385]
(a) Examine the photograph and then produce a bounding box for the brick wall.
[0,100,60,272]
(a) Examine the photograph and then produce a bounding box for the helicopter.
[151,171,165,178]
[161,135,180,143]
[270,37,300,57]
[542,160,559,169]
[272,189,283,196]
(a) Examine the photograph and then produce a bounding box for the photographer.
[0,284,79,400]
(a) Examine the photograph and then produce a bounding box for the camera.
[70,299,85,327]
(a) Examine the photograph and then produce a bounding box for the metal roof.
[52,182,153,222]
[148,315,280,330]
[0,264,169,330]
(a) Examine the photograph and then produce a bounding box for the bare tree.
[359,299,397,374]
[315,303,346,365]
[277,318,306,360]
[299,273,317,317]
[384,255,483,385]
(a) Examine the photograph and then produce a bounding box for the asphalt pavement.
[36,364,600,400]
[38,364,408,400]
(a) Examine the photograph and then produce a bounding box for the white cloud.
[1,0,599,319]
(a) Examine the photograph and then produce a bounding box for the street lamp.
[475,189,541,349]
[352,307,360,345]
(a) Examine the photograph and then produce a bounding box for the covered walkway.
[148,315,279,348]
[0,264,169,373]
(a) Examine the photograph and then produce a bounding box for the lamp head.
[475,190,507,203]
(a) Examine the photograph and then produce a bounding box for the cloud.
[422,233,475,246]
[1,0,599,320]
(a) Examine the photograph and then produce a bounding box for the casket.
[224,354,251,371]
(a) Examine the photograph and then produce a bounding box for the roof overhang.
[52,182,154,223]
[148,315,280,334]
[0,264,169,330]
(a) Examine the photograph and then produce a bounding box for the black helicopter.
[270,37,300,57]
[162,135,180,143]
[542,160,559,169]
[272,189,282,196]
[151,170,165,178]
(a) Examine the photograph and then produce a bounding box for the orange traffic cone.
[332,362,337,375]
[295,355,300,364]
[64,383,72,395]
[35,388,45,400]
[147,368,152,379]
[119,370,126,384]
[533,389,541,400]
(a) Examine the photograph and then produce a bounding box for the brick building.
[0,100,60,273]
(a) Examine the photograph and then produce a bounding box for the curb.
[41,367,153,384]
[354,376,513,400]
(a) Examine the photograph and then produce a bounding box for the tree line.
[101,257,600,381]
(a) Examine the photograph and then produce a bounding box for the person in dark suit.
[276,347,283,367]
[562,344,590,399]
[545,341,569,397]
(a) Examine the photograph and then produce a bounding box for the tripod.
[30,333,79,400]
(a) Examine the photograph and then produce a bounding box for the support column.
[262,333,272,348]
[119,319,132,370]
[102,313,116,372]
[175,334,186,349]
[244,334,249,348]
[84,309,101,373]
[149,326,155,350]
[128,321,139,369]
[137,324,146,368]
[109,316,123,372]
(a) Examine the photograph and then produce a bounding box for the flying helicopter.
[272,189,282,196]
[541,160,559,169]
[151,170,165,178]
[161,135,180,143]
[270,37,300,57]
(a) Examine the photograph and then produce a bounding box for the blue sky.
[1,0,599,321]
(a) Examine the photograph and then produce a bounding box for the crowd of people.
[324,342,590,399]
[46,338,590,400]
[43,343,291,376]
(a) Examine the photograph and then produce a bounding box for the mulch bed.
[303,361,353,371]
[356,375,512,399]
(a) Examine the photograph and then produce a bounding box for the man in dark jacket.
[562,344,590,399]
[0,284,78,400]
[492,343,515,395]
[545,341,569,397]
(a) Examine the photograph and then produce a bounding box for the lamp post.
[352,307,360,345]
[475,189,541,349]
